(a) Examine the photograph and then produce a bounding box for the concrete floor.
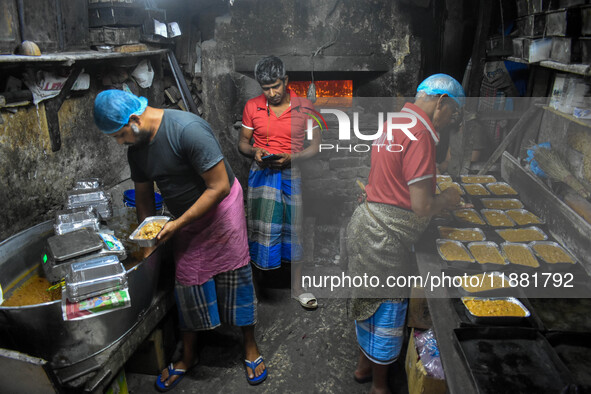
[125,269,409,394]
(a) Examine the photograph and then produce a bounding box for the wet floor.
[125,270,409,394]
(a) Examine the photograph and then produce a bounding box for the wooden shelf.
[539,60,591,77]
[506,56,530,65]
[543,106,591,129]
[0,49,168,65]
[505,56,591,77]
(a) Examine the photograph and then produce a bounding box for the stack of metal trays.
[66,188,113,220]
[72,178,103,191]
[54,206,101,235]
[43,229,127,283]
[65,255,127,303]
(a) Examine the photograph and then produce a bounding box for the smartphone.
[261,154,281,161]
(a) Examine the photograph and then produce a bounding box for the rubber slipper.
[292,292,318,309]
[155,363,187,392]
[245,355,268,385]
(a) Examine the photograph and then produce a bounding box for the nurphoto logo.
[305,109,418,153]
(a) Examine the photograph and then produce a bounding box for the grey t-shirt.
[128,109,235,218]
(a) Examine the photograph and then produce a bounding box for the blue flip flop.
[245,355,268,385]
[155,363,187,392]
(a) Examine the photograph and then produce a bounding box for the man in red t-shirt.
[238,56,321,309]
[347,74,466,394]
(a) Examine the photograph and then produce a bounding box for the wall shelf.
[0,49,168,65]
[539,60,591,77]
[543,106,591,129]
[505,56,591,77]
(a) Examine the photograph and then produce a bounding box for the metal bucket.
[0,211,162,369]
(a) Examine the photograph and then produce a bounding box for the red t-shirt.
[365,103,439,210]
[242,89,318,154]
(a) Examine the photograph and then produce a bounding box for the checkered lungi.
[355,299,408,365]
[247,162,303,270]
[174,264,257,331]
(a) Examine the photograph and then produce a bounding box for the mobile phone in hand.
[261,154,281,161]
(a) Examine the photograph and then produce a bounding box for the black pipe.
[17,0,26,43]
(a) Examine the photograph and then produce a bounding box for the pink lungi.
[173,180,250,286]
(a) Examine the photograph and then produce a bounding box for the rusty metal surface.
[501,151,591,275]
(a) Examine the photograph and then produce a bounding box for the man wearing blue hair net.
[94,90,267,390]
[347,74,467,393]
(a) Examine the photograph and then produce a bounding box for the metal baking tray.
[505,209,544,226]
[436,175,452,184]
[73,178,103,190]
[436,239,475,263]
[451,208,486,226]
[529,298,591,332]
[460,175,497,184]
[438,181,465,195]
[461,296,530,325]
[438,226,486,242]
[65,255,127,302]
[66,189,109,204]
[481,198,524,210]
[485,181,518,196]
[54,207,101,235]
[462,183,491,196]
[467,241,509,266]
[46,228,104,262]
[546,332,591,393]
[496,226,548,243]
[500,242,540,269]
[458,271,515,296]
[66,189,113,220]
[529,241,577,265]
[129,216,171,247]
[481,209,517,227]
[454,327,575,394]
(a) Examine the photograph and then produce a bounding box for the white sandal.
[292,292,318,309]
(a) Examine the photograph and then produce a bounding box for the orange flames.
[289,80,353,98]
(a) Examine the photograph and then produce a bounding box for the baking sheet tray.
[529,298,591,333]
[460,296,530,325]
[438,226,486,242]
[506,209,544,226]
[454,327,575,394]
[480,198,524,210]
[529,241,577,266]
[452,208,486,226]
[500,242,541,269]
[451,297,535,328]
[481,209,517,228]
[462,183,491,197]
[461,175,498,184]
[467,241,509,268]
[546,332,591,393]
[485,182,519,196]
[496,226,548,243]
[456,271,517,297]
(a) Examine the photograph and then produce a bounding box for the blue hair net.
[93,90,148,134]
[417,73,466,108]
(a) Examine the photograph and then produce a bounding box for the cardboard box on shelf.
[405,328,446,394]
